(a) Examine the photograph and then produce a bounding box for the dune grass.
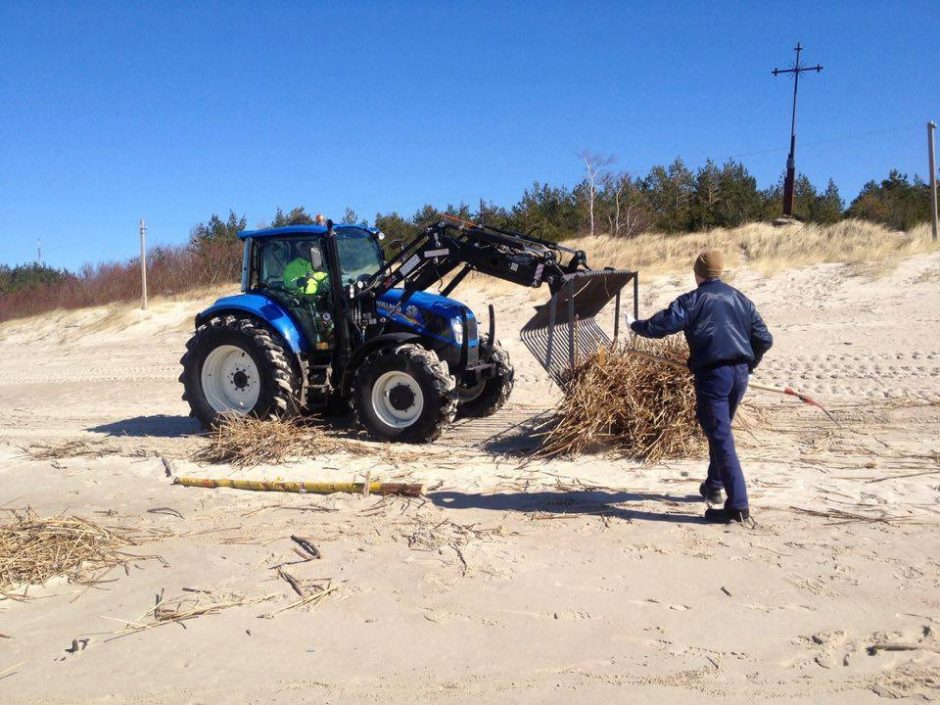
[569,220,937,277]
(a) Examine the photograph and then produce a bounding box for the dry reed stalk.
[786,506,930,526]
[535,337,703,463]
[193,415,369,468]
[0,661,27,679]
[0,508,158,594]
[260,582,337,618]
[106,591,277,638]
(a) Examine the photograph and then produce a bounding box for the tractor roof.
[238,224,374,240]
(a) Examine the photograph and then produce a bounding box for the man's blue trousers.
[695,362,750,511]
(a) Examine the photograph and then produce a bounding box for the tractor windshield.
[336,229,384,284]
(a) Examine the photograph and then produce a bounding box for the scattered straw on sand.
[193,415,374,468]
[536,337,703,462]
[0,509,155,594]
[25,440,121,460]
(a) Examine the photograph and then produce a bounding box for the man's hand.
[622,311,636,329]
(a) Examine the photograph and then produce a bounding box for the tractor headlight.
[449,318,464,345]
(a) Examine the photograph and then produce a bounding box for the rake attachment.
[521,269,638,384]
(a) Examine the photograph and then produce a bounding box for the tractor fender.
[195,294,309,355]
[340,332,422,395]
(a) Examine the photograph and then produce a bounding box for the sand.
[1,250,939,703]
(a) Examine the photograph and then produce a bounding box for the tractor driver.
[283,241,334,350]
[283,241,329,300]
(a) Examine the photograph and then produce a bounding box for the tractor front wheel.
[353,344,457,443]
[180,316,302,429]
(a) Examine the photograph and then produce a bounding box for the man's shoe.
[699,482,723,504]
[704,507,750,524]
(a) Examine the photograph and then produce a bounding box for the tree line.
[188,158,937,254]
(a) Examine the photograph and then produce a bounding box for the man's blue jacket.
[630,278,773,373]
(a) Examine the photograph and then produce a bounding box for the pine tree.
[690,160,721,230]
[715,160,762,227]
[189,210,247,248]
[271,207,315,226]
[792,174,817,221]
[814,179,843,224]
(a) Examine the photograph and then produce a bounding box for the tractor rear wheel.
[458,339,514,418]
[180,316,302,429]
[353,344,457,443]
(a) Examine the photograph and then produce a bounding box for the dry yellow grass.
[569,219,938,277]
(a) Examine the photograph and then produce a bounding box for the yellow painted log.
[173,476,424,497]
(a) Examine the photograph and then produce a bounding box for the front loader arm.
[363,219,584,302]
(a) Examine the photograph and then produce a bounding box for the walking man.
[626,249,773,523]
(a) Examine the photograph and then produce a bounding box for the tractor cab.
[243,225,386,353]
[245,224,385,288]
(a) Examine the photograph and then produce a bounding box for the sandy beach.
[2,247,939,703]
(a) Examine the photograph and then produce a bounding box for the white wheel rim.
[201,344,261,414]
[371,371,424,428]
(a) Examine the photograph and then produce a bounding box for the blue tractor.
[180,216,636,443]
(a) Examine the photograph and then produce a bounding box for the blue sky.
[1,1,937,270]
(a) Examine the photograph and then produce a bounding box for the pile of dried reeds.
[193,414,366,468]
[536,337,703,462]
[0,508,140,593]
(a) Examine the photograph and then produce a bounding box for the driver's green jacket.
[283,258,329,297]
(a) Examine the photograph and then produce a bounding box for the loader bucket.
[521,269,637,384]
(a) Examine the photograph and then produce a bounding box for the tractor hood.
[376,289,478,347]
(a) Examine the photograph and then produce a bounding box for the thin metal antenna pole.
[772,43,823,217]
[139,218,148,310]
[929,121,938,242]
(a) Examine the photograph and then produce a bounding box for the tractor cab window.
[257,238,329,297]
[336,228,384,284]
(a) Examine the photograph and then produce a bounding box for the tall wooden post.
[929,121,938,242]
[772,43,823,217]
[139,218,148,310]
